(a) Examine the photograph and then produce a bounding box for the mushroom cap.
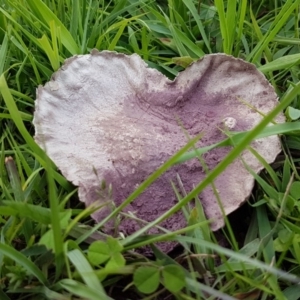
[33,51,284,251]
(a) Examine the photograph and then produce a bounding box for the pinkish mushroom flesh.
[33,50,284,252]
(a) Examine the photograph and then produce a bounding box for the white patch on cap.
[223,117,237,129]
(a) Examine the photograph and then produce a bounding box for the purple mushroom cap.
[33,50,284,252]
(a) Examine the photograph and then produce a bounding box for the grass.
[1,0,300,299]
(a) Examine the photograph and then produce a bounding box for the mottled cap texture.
[33,50,284,252]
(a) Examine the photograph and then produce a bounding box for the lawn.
[1,0,300,299]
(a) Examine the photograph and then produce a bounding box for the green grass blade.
[282,156,291,192]
[0,32,8,74]
[247,146,281,191]
[165,15,189,56]
[244,163,279,200]
[182,0,211,53]
[172,26,205,57]
[67,249,106,294]
[80,0,93,54]
[4,156,33,243]
[0,289,10,300]
[69,0,80,39]
[38,34,60,71]
[226,0,237,54]
[45,153,64,278]
[259,53,300,73]
[236,0,247,42]
[185,277,236,300]
[0,9,47,58]
[26,0,80,54]
[1,201,70,226]
[214,0,228,53]
[0,243,47,285]
[249,6,273,62]
[60,279,111,300]
[247,0,300,62]
[5,157,24,203]
[0,75,44,157]
[176,122,298,164]
[178,236,299,284]
[257,205,275,264]
[108,22,127,51]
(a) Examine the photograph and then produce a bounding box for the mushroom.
[33,50,284,252]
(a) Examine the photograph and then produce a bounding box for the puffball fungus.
[33,50,284,251]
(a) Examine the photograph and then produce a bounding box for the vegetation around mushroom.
[1,1,300,299]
